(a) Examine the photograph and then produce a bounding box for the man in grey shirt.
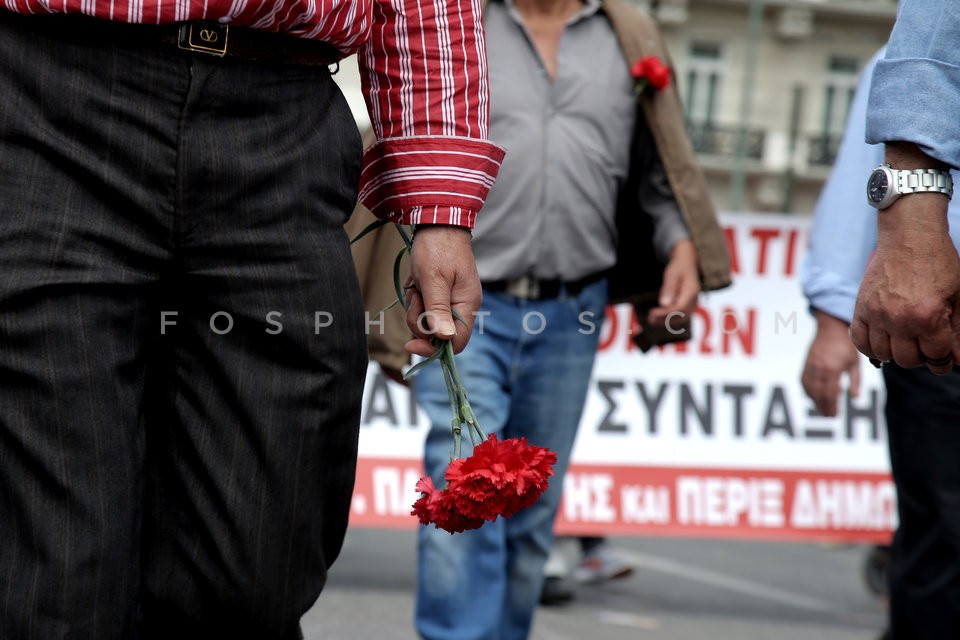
[412,0,702,638]
[474,0,688,282]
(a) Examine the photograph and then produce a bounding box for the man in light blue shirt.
[803,47,960,412]
[805,44,960,639]
[853,0,960,373]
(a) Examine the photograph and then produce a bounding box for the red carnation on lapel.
[631,55,671,93]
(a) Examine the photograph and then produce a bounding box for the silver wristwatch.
[866,164,954,210]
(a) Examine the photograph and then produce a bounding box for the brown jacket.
[604,0,730,297]
[349,0,731,365]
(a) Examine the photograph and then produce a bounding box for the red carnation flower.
[411,476,485,534]
[446,435,557,519]
[630,55,671,93]
[411,435,558,534]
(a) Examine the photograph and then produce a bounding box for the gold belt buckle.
[178,22,229,57]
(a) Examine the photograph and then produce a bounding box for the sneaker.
[541,539,578,605]
[574,543,635,585]
[540,575,575,605]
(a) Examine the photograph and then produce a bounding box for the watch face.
[868,169,889,204]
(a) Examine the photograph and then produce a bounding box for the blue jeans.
[413,279,607,640]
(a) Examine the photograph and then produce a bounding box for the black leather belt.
[17,13,341,67]
[483,272,606,300]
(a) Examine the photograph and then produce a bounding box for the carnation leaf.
[451,309,468,329]
[348,218,389,245]
[376,297,402,316]
[403,348,444,380]
[392,246,409,312]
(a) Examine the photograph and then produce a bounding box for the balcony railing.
[686,123,765,160]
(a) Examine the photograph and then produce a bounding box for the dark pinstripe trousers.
[0,12,367,639]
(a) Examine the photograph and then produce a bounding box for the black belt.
[483,272,606,300]
[15,12,341,67]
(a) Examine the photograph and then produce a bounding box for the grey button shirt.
[475,0,687,282]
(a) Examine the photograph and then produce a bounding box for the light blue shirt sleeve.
[800,50,883,325]
[865,1,960,167]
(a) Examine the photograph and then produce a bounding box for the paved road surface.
[302,528,886,640]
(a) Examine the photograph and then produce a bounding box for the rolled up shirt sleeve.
[356,0,505,226]
[865,0,960,168]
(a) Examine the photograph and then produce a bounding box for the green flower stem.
[442,339,486,446]
[439,351,464,459]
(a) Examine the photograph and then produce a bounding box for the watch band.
[893,168,954,198]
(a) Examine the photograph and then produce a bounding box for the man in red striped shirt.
[0,3,502,639]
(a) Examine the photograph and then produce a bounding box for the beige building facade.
[639,0,897,213]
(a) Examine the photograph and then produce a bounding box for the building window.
[810,55,860,165]
[685,41,724,128]
[823,56,859,132]
[685,40,762,158]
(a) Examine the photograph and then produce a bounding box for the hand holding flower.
[350,221,559,534]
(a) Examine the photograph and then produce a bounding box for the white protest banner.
[348,212,893,543]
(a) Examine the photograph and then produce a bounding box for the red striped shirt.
[4,0,504,226]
